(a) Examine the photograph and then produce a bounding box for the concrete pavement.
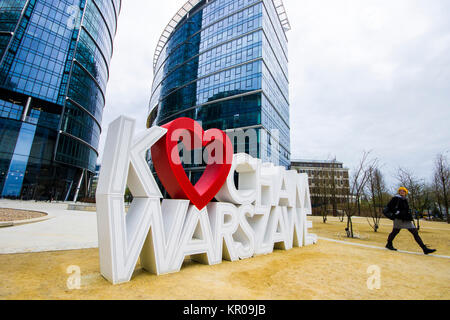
[0,200,98,254]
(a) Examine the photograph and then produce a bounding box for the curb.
[0,243,98,254]
[0,215,52,228]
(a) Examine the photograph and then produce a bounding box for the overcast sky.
[101,0,450,189]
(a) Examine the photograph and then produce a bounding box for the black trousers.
[387,228,426,249]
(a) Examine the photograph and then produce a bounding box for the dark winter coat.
[387,195,413,221]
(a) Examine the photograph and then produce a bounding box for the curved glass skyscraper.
[148,0,291,182]
[0,0,121,200]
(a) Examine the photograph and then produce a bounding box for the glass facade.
[149,0,291,182]
[0,0,121,200]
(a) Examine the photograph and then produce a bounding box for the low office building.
[291,159,350,211]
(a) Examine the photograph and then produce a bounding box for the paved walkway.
[0,200,98,254]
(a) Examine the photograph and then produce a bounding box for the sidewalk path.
[0,200,98,254]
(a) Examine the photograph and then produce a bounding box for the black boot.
[386,243,397,251]
[386,229,400,251]
[423,247,437,255]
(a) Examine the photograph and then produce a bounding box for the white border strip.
[318,237,450,259]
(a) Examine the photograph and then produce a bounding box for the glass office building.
[148,0,291,181]
[0,0,121,200]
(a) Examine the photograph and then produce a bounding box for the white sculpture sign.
[96,116,317,284]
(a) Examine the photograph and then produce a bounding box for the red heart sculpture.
[151,118,233,210]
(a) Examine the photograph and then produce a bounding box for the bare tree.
[418,184,433,220]
[433,154,449,223]
[318,157,341,223]
[366,163,386,232]
[344,151,373,238]
[433,177,444,220]
[328,157,340,217]
[396,168,425,230]
[317,170,329,223]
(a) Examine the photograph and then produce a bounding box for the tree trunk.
[437,201,443,220]
[440,174,449,223]
[332,198,337,216]
[346,216,354,238]
[357,198,361,216]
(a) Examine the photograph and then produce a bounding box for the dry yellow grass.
[0,217,449,300]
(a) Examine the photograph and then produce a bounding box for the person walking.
[385,187,437,255]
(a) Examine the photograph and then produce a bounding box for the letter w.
[96,117,167,284]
